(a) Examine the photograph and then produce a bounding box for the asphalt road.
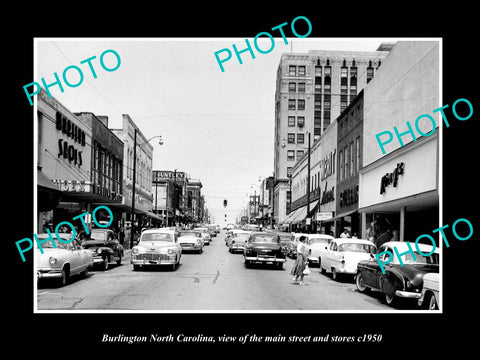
[37,230,394,311]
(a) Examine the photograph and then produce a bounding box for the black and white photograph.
[8,7,479,354]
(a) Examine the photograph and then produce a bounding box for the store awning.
[283,207,301,224]
[146,211,162,221]
[37,169,61,192]
[329,209,357,222]
[292,200,319,225]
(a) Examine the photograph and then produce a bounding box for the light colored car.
[226,229,250,247]
[418,272,439,310]
[178,230,204,253]
[320,238,376,280]
[131,229,181,271]
[305,234,335,266]
[228,233,250,253]
[193,227,212,245]
[36,234,93,286]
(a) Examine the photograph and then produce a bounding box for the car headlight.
[167,248,175,255]
[132,247,139,255]
[49,257,57,265]
[197,240,202,245]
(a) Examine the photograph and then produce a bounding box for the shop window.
[366,213,400,247]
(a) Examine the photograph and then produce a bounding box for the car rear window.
[250,234,279,243]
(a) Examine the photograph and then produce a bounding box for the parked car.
[244,232,286,269]
[81,229,124,270]
[320,238,376,280]
[37,234,93,286]
[228,233,250,253]
[178,230,204,253]
[131,229,181,271]
[226,229,250,247]
[286,233,309,258]
[418,272,439,310]
[305,234,335,267]
[193,227,212,245]
[355,241,440,306]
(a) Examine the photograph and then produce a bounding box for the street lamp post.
[130,131,163,249]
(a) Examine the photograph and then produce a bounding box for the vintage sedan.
[320,238,376,280]
[225,229,250,247]
[418,272,440,310]
[37,234,93,286]
[286,233,309,258]
[355,241,440,306]
[81,228,124,270]
[193,227,212,245]
[244,232,286,269]
[228,233,250,253]
[273,231,295,255]
[131,229,181,271]
[305,234,335,267]
[178,230,204,253]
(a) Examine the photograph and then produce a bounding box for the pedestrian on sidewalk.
[291,235,310,285]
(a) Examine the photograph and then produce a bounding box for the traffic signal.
[223,199,228,207]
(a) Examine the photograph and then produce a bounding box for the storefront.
[358,133,439,246]
[37,89,93,233]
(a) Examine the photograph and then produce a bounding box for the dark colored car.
[355,241,440,306]
[244,232,286,269]
[272,231,294,255]
[81,229,124,270]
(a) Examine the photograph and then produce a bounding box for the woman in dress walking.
[291,235,309,285]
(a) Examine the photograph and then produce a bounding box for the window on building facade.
[289,82,296,92]
[356,137,360,173]
[287,133,295,143]
[350,84,357,97]
[324,66,331,76]
[297,116,305,127]
[315,66,322,76]
[288,99,296,110]
[289,65,296,76]
[314,127,321,136]
[298,99,305,110]
[297,133,304,144]
[350,67,357,78]
[287,167,293,176]
[314,100,321,111]
[345,146,350,179]
[298,82,306,93]
[288,116,295,127]
[297,150,304,160]
[314,83,322,94]
[341,67,348,78]
[367,67,374,83]
[287,150,295,161]
[298,65,306,76]
[350,141,354,177]
[339,149,344,181]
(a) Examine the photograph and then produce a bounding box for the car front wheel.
[102,256,109,270]
[355,272,369,293]
[385,293,396,306]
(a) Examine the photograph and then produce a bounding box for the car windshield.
[140,232,173,242]
[250,234,279,243]
[397,251,440,265]
[194,228,207,232]
[179,231,201,238]
[308,238,330,245]
[278,234,294,241]
[338,243,375,253]
[234,235,250,242]
[35,235,74,250]
[89,230,107,241]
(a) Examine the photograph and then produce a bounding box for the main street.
[37,230,393,311]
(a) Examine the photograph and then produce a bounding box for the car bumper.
[335,267,356,275]
[131,253,177,265]
[307,256,319,263]
[244,255,286,263]
[37,268,63,279]
[395,290,422,299]
[180,244,202,251]
[93,256,107,264]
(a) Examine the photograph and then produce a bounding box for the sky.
[35,37,390,224]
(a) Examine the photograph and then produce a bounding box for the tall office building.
[273,46,391,226]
